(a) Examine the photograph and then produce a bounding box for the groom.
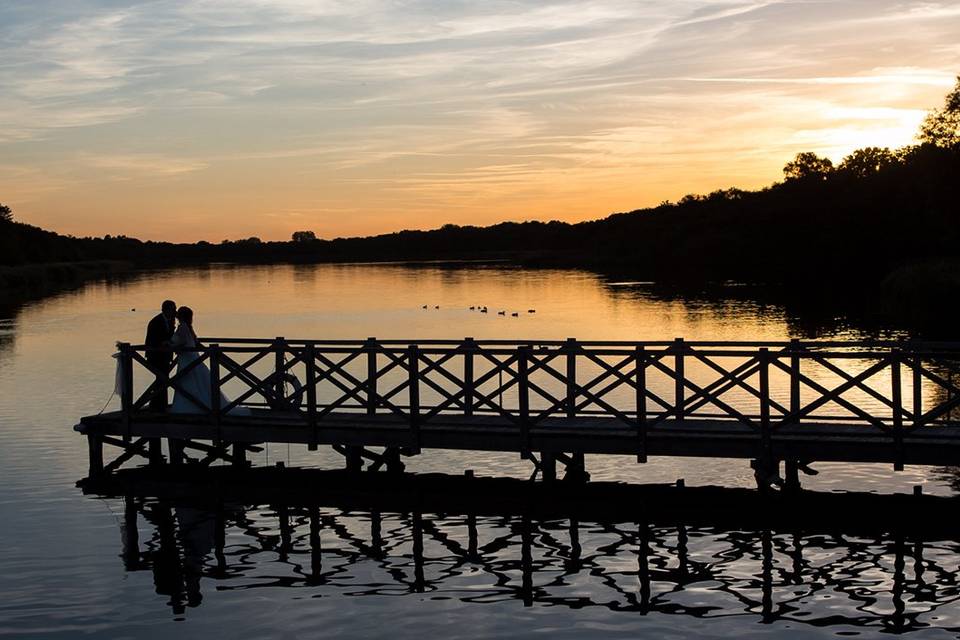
[145,300,177,412]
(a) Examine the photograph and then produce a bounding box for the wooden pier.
[75,337,960,489]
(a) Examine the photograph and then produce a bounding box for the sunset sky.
[1,1,958,242]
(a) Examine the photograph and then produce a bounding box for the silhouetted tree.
[920,76,960,148]
[292,230,317,242]
[0,203,11,223]
[838,147,897,178]
[783,152,834,181]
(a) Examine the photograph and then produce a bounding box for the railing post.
[306,341,318,450]
[274,337,286,409]
[518,345,531,456]
[759,347,771,460]
[87,434,104,477]
[119,342,133,442]
[790,338,801,422]
[674,337,685,420]
[366,337,378,416]
[891,348,904,471]
[408,344,420,453]
[565,338,577,419]
[912,349,923,429]
[636,345,647,463]
[463,338,475,417]
[210,343,221,445]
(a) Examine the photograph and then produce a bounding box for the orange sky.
[1,1,958,242]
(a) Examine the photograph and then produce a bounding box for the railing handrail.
[125,337,960,353]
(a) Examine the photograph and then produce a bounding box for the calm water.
[1,263,958,638]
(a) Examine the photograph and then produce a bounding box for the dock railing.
[114,338,960,463]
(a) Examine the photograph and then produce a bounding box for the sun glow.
[798,107,929,162]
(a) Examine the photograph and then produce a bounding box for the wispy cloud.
[0,0,957,240]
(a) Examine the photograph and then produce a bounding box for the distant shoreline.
[0,260,135,305]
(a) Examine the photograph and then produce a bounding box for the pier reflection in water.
[102,478,960,635]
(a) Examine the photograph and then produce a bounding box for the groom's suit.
[145,313,175,412]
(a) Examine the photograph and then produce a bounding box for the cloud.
[81,153,209,177]
[0,0,958,238]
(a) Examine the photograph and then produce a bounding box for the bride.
[169,306,250,416]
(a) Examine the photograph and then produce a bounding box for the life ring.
[268,372,304,409]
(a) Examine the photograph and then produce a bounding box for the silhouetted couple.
[144,300,249,416]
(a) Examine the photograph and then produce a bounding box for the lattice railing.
[115,338,960,451]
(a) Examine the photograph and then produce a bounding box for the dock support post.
[784,459,801,493]
[169,439,185,466]
[148,438,163,466]
[541,452,556,483]
[564,452,588,483]
[346,446,363,472]
[232,443,247,467]
[384,448,404,474]
[87,434,104,477]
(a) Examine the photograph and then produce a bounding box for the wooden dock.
[76,337,960,489]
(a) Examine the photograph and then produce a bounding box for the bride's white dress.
[170,325,250,416]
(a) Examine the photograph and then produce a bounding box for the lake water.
[1,263,958,638]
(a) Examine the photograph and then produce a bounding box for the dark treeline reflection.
[114,493,960,633]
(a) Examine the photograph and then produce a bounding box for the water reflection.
[94,474,960,634]
[599,279,910,341]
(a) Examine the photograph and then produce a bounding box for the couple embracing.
[144,300,249,416]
